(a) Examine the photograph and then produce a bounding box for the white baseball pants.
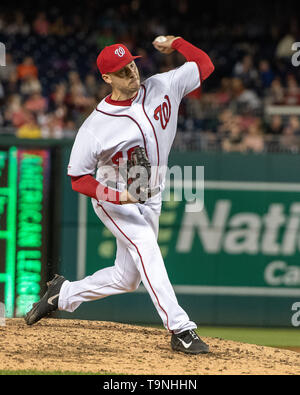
[58,197,196,334]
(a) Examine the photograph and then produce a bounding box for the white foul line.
[204,181,300,192]
[168,180,300,192]
[77,194,87,280]
[136,285,300,297]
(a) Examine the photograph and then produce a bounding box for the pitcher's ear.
[102,73,112,85]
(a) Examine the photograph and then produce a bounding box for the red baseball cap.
[97,44,141,75]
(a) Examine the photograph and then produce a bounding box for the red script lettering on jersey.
[154,95,171,130]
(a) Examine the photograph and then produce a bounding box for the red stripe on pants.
[98,204,171,332]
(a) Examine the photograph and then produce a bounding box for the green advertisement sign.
[167,183,300,291]
[58,149,300,326]
[81,181,300,297]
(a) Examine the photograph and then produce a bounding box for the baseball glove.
[127,147,152,203]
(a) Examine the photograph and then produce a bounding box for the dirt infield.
[0,318,299,375]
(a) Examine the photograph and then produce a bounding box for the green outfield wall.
[58,147,300,327]
[1,137,299,326]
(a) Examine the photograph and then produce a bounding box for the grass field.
[196,326,300,348]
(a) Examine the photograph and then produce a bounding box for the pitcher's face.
[104,61,141,95]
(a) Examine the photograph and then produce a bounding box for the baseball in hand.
[154,36,167,43]
[153,35,176,54]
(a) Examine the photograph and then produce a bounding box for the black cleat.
[24,274,66,326]
[171,329,210,354]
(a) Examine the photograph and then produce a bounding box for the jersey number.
[154,95,171,130]
[112,146,139,165]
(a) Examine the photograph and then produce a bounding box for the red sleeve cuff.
[171,37,185,49]
[70,175,120,205]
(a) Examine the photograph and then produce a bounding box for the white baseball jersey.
[60,61,201,334]
[68,61,200,197]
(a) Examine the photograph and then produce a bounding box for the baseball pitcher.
[25,35,214,354]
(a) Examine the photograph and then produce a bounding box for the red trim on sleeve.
[71,175,98,199]
[171,37,214,82]
[70,175,120,204]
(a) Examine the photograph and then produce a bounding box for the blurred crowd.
[0,0,300,152]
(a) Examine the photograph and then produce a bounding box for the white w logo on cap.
[114,46,125,57]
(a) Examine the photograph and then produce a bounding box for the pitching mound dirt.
[0,318,299,375]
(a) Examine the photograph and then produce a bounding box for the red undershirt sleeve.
[171,37,215,82]
[70,175,120,205]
